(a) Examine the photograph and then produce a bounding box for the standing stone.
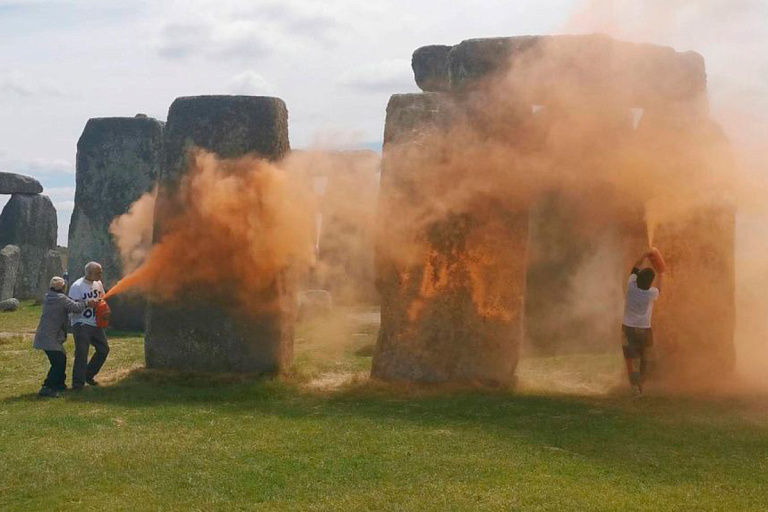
[372,93,529,385]
[0,172,43,194]
[0,244,20,301]
[35,250,64,302]
[68,116,164,330]
[145,95,292,373]
[640,115,737,385]
[0,194,57,300]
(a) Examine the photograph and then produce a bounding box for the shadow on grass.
[44,368,768,487]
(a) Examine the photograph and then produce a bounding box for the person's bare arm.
[656,271,665,294]
[631,251,652,274]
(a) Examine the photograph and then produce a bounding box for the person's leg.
[622,327,643,392]
[72,324,90,388]
[86,327,110,382]
[48,351,67,390]
[43,350,59,389]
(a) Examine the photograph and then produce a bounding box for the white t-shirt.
[622,273,660,329]
[68,277,105,327]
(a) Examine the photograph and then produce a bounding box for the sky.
[1,0,767,245]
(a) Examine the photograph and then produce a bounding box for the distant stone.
[135,113,148,118]
[68,116,164,329]
[0,194,57,300]
[412,45,452,92]
[0,298,19,312]
[298,290,333,319]
[0,172,43,195]
[0,244,20,301]
[35,249,64,302]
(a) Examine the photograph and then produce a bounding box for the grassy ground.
[1,302,768,511]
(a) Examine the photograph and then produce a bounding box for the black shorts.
[622,325,652,358]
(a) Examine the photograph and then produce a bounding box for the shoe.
[38,387,61,398]
[86,378,100,387]
[631,385,643,400]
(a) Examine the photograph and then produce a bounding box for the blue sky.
[1,0,766,245]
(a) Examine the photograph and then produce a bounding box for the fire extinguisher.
[95,300,112,329]
[649,247,667,274]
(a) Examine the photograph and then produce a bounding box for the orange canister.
[649,247,667,274]
[95,300,112,329]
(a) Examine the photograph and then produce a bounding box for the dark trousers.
[43,350,67,390]
[72,324,110,387]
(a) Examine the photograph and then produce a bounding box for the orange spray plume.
[105,149,315,313]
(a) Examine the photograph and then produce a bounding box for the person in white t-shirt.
[622,250,665,399]
[68,261,109,390]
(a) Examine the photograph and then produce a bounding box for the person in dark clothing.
[33,276,99,398]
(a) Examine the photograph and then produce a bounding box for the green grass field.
[2,302,768,511]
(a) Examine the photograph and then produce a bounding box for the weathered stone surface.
[412,45,452,92]
[67,116,164,329]
[0,244,20,301]
[0,172,43,195]
[145,95,293,373]
[0,298,19,312]
[35,250,64,301]
[372,93,528,384]
[415,35,707,107]
[0,194,57,299]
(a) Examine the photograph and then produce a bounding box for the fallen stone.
[0,172,43,195]
[145,95,293,373]
[0,194,57,300]
[68,116,164,330]
[0,298,19,312]
[0,244,20,301]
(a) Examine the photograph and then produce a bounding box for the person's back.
[623,272,660,329]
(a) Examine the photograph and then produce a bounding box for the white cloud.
[151,0,355,63]
[339,59,415,93]
[227,71,275,95]
[0,69,75,99]
[0,157,74,176]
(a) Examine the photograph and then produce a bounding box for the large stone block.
[413,35,706,107]
[68,115,164,329]
[411,45,452,92]
[0,194,57,300]
[372,93,528,384]
[145,95,293,373]
[0,244,20,301]
[0,172,43,194]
